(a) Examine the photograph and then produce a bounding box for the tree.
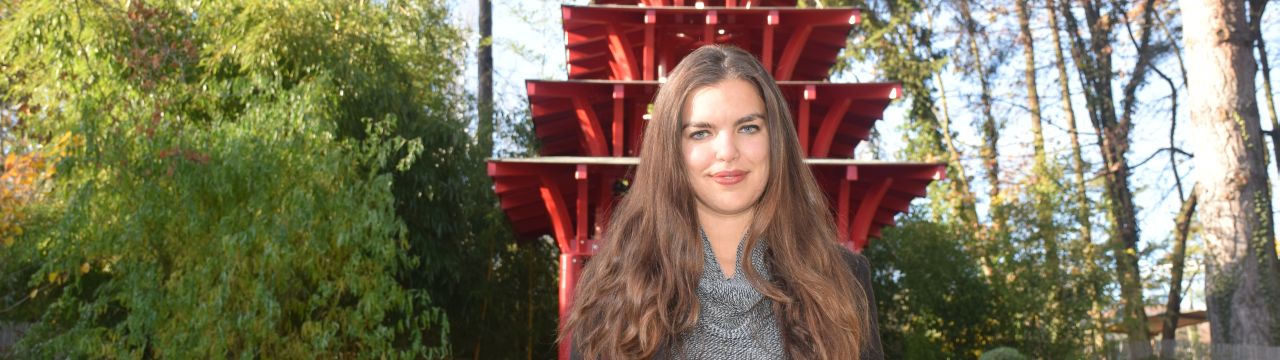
[865,216,999,359]
[1,0,471,356]
[1058,0,1161,355]
[1161,184,1198,359]
[954,0,1006,235]
[1180,0,1280,352]
[1015,0,1068,349]
[1045,0,1093,257]
[1247,0,1280,178]
[833,0,1117,356]
[477,0,494,157]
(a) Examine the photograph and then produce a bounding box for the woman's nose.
[713,132,739,162]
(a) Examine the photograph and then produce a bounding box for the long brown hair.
[562,45,871,359]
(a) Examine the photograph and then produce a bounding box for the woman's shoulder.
[835,246,873,280]
[835,246,885,360]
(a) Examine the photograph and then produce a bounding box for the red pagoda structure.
[486,1,945,358]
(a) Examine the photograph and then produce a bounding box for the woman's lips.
[712,170,747,185]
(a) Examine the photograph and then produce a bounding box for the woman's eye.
[689,130,710,140]
[739,124,760,134]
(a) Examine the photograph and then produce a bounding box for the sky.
[449,0,1280,311]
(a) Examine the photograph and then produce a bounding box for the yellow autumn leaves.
[1,132,79,246]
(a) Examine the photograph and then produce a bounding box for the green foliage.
[866,215,999,359]
[995,159,1112,358]
[0,0,473,357]
[439,102,560,359]
[867,201,1111,358]
[834,0,1120,357]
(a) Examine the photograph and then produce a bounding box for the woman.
[564,45,883,359]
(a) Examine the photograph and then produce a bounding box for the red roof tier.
[593,0,799,7]
[562,5,860,81]
[526,80,901,158]
[487,157,943,253]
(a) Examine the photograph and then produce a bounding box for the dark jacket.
[569,249,885,359]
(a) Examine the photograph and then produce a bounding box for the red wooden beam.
[571,98,610,156]
[631,103,647,155]
[558,253,581,360]
[811,98,852,157]
[644,10,656,80]
[873,210,896,227]
[704,10,717,45]
[782,9,861,27]
[494,179,536,195]
[596,173,616,243]
[856,164,944,180]
[529,81,900,158]
[566,28,612,49]
[575,165,589,254]
[489,161,565,177]
[501,203,547,224]
[612,85,626,157]
[893,179,933,197]
[606,24,639,80]
[528,80,610,98]
[798,85,815,151]
[851,178,893,250]
[563,6,642,26]
[841,118,873,140]
[564,6,858,81]
[500,200,545,224]
[775,25,813,80]
[878,193,912,213]
[763,10,777,75]
[596,0,800,5]
[836,164,855,242]
[542,141,580,157]
[540,175,575,253]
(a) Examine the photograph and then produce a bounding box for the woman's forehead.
[681,79,766,125]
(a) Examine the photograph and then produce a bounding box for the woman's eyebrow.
[736,113,765,125]
[682,121,713,130]
[682,113,766,130]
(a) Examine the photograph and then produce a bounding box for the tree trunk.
[1017,0,1055,266]
[921,8,981,231]
[473,4,494,360]
[956,0,1005,234]
[1017,0,1047,166]
[1149,21,1192,357]
[1161,185,1198,359]
[477,0,494,157]
[1018,0,1061,347]
[1248,0,1280,181]
[1047,0,1101,349]
[526,251,535,360]
[934,71,981,228]
[1060,0,1153,356]
[1181,0,1280,352]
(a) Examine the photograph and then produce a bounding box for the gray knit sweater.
[666,229,783,359]
[571,236,884,359]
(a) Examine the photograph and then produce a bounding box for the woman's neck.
[696,206,755,278]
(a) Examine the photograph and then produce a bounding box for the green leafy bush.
[1,0,466,357]
[865,215,999,359]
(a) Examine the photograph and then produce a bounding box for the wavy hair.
[562,44,871,359]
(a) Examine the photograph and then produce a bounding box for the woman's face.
[681,78,771,218]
